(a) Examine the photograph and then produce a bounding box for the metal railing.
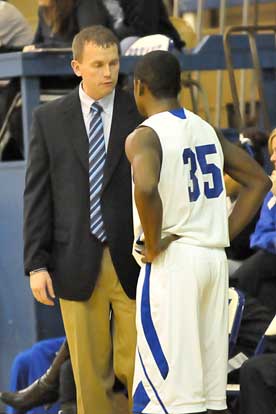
[181,75,211,121]
[223,24,276,131]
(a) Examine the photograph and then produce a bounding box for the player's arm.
[125,126,162,262]
[125,127,176,262]
[224,173,241,198]
[217,130,271,240]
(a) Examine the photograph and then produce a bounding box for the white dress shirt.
[79,83,115,150]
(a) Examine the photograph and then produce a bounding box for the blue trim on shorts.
[135,349,169,414]
[141,263,169,380]
[169,108,186,119]
[133,381,150,413]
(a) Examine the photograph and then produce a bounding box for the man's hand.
[30,270,55,306]
[141,234,179,263]
[23,44,36,52]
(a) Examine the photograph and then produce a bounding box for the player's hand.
[141,234,179,263]
[30,270,55,306]
[271,170,276,196]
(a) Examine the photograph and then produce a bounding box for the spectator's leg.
[0,338,66,413]
[234,250,276,310]
[234,296,274,357]
[240,354,276,414]
[59,359,76,414]
[4,348,33,414]
[43,339,70,386]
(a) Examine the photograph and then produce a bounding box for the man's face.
[72,42,120,100]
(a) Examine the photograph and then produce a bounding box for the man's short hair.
[72,25,120,61]
[134,51,181,99]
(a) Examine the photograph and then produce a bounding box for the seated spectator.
[0,1,33,50]
[0,337,126,414]
[224,128,268,274]
[102,0,185,52]
[2,338,65,414]
[0,1,33,159]
[24,0,184,53]
[225,131,276,397]
[24,0,111,50]
[233,128,276,312]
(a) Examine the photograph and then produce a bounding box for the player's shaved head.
[134,50,181,99]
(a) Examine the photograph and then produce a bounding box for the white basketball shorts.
[132,241,229,414]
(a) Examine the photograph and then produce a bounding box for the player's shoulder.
[127,125,158,145]
[126,125,161,157]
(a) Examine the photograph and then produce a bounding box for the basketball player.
[125,51,271,414]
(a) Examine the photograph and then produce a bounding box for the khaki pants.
[60,248,136,414]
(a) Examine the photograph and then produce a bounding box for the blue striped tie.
[89,102,107,242]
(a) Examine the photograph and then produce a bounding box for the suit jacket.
[24,87,141,300]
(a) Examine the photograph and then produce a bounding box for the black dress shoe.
[0,375,59,412]
[58,401,77,414]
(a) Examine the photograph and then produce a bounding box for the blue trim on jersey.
[250,192,276,254]
[141,263,169,380]
[133,381,150,413]
[169,107,186,119]
[135,349,169,414]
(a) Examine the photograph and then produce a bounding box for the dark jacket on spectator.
[104,0,185,49]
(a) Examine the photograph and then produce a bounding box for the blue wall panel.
[179,0,275,13]
[0,162,36,391]
[0,161,64,392]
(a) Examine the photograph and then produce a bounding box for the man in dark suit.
[24,25,141,414]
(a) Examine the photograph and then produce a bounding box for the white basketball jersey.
[133,107,229,254]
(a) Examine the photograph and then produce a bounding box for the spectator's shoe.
[0,339,69,412]
[58,401,77,414]
[0,376,59,412]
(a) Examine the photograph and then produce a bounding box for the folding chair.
[228,287,245,358]
[253,314,276,355]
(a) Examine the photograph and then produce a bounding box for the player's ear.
[138,80,145,96]
[134,79,145,96]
